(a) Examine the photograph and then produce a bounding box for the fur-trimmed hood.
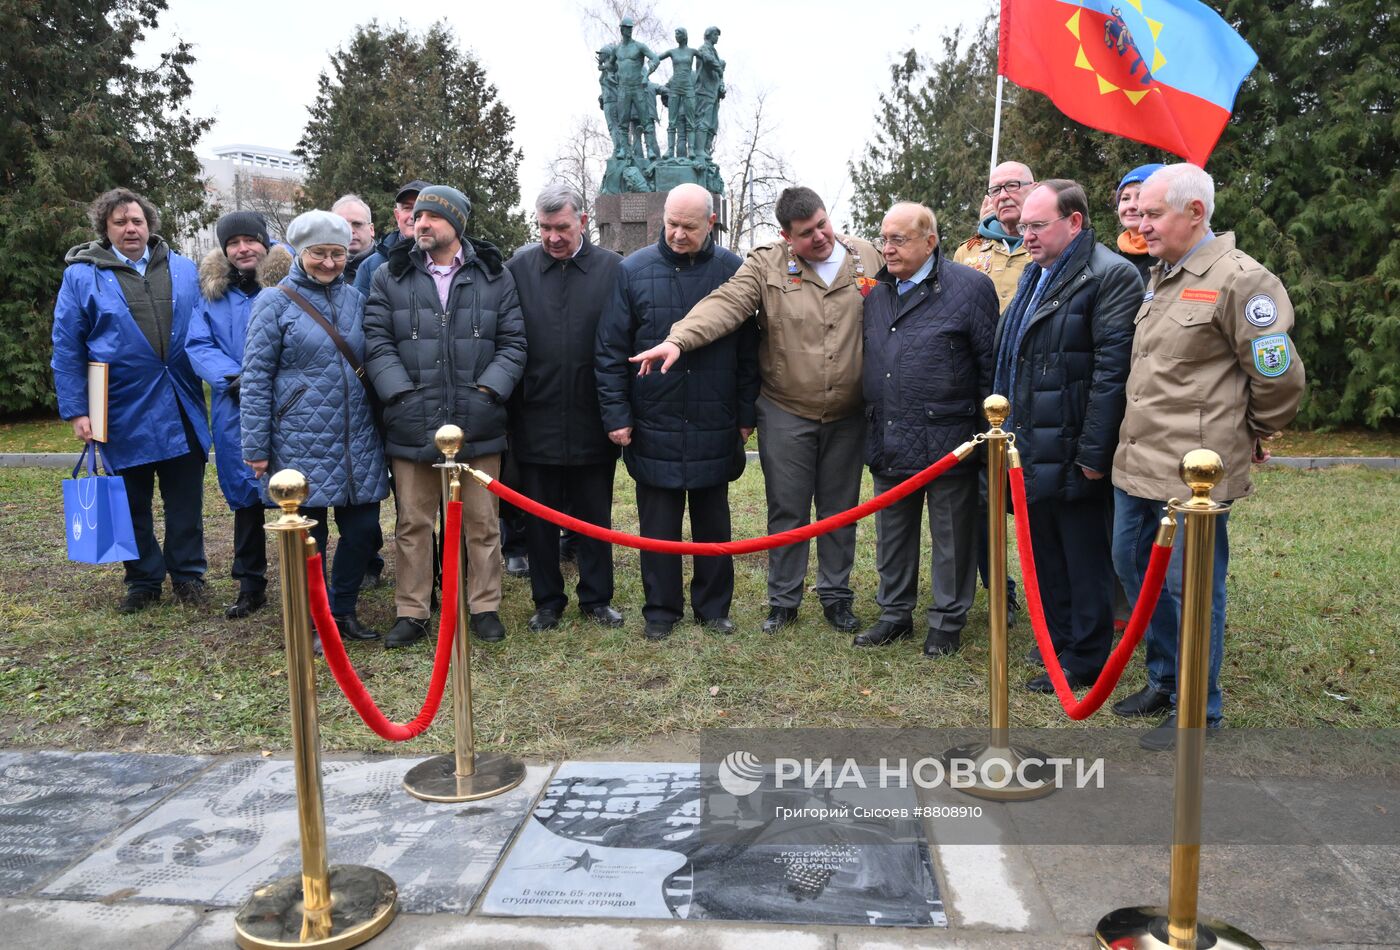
[199,245,292,301]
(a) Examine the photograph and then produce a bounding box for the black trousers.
[635,481,732,624]
[499,451,528,558]
[231,504,268,594]
[119,418,206,592]
[304,502,381,617]
[519,461,616,613]
[1026,496,1114,679]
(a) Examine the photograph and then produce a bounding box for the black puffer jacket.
[862,248,998,478]
[997,231,1139,503]
[363,237,526,462]
[596,234,758,489]
[506,237,622,466]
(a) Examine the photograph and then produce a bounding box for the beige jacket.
[664,235,879,422]
[953,235,1032,313]
[1112,232,1305,501]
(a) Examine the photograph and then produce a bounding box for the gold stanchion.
[1095,450,1262,949]
[942,395,1057,801]
[403,425,527,802]
[235,470,397,950]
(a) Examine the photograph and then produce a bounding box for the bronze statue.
[654,28,700,158]
[612,17,662,163]
[693,26,725,160]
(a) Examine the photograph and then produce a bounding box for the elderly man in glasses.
[954,161,1037,314]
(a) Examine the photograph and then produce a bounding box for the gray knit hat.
[286,210,351,254]
[413,185,471,239]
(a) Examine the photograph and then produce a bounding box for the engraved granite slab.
[41,756,549,913]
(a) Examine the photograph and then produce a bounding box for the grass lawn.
[0,461,1395,760]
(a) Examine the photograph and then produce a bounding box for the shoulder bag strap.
[280,286,377,403]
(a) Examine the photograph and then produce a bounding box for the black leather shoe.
[1112,684,1173,718]
[332,613,380,641]
[822,600,860,633]
[171,580,207,607]
[702,617,736,635]
[528,608,562,631]
[504,555,530,578]
[922,628,961,657]
[225,590,267,620]
[1007,588,1021,628]
[385,616,429,649]
[643,620,674,641]
[1026,670,1096,693]
[312,634,324,657]
[583,604,625,627]
[470,611,506,642]
[1025,644,1046,667]
[853,620,913,647]
[360,570,384,590]
[1139,713,1223,752]
[762,606,799,633]
[118,588,161,614]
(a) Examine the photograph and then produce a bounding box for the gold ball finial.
[1180,449,1224,504]
[435,424,464,460]
[984,394,1010,429]
[267,469,308,514]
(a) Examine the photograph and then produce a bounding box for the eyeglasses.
[987,180,1029,197]
[304,248,348,263]
[878,234,916,249]
[1016,216,1066,237]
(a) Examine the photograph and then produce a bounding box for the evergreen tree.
[0,0,211,414]
[297,21,529,254]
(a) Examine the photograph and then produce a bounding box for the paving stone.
[0,897,200,949]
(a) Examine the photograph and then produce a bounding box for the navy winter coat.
[187,246,291,509]
[51,238,211,472]
[997,231,1139,504]
[240,260,389,509]
[363,237,527,462]
[862,248,998,478]
[596,235,758,490]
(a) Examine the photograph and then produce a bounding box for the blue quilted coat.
[240,259,388,508]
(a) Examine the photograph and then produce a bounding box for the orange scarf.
[1118,230,1149,256]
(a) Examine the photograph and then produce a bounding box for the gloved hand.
[225,374,241,404]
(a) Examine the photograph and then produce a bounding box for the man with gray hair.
[505,183,625,631]
[332,194,376,284]
[1110,162,1305,750]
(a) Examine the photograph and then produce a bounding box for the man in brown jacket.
[630,186,878,635]
[1110,163,1305,750]
[953,161,1036,313]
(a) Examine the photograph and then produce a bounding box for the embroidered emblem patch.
[1180,288,1219,304]
[1252,334,1291,377]
[1245,293,1278,327]
[1142,290,1154,302]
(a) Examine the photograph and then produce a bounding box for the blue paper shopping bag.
[62,442,138,564]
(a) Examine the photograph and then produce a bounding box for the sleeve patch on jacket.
[1245,293,1278,327]
[1252,334,1292,377]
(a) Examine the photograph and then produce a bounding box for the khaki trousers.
[391,454,502,618]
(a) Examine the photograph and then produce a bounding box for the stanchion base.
[402,752,527,802]
[1095,905,1265,949]
[941,742,1058,801]
[234,864,397,950]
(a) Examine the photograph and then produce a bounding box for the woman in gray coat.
[241,211,389,643]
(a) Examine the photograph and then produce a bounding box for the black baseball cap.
[395,179,431,203]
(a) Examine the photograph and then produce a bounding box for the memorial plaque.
[482,761,944,927]
[0,751,208,895]
[42,757,549,913]
[620,194,651,222]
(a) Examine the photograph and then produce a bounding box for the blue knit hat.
[1119,163,1166,193]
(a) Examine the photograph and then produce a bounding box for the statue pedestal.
[595,189,727,257]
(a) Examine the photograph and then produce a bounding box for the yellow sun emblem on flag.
[1066,0,1168,105]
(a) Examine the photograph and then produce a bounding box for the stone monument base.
[596,188,728,257]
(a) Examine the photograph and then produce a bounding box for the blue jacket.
[352,230,407,297]
[596,234,757,490]
[187,246,292,509]
[51,238,211,471]
[240,260,389,509]
[862,248,998,478]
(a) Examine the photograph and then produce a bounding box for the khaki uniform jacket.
[663,235,879,423]
[1112,232,1305,502]
[953,235,1032,313]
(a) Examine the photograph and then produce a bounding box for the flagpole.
[990,74,1004,174]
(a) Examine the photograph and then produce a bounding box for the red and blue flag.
[999,0,1258,165]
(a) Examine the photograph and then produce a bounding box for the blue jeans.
[304,502,381,616]
[1111,488,1229,722]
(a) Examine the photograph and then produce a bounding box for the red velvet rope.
[479,447,969,555]
[305,500,464,742]
[1008,465,1174,720]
